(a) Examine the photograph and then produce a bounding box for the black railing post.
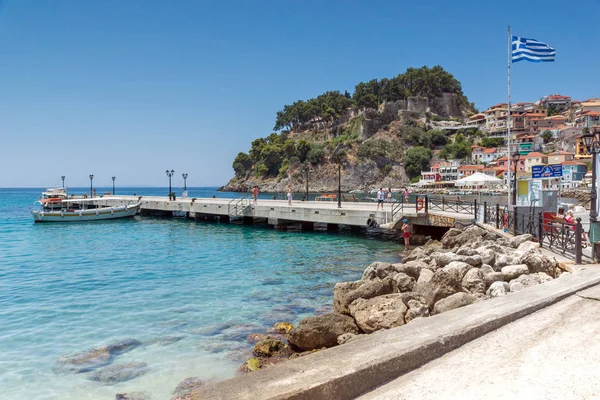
[474,199,478,221]
[496,204,500,229]
[483,201,488,224]
[425,195,428,214]
[442,196,445,211]
[576,218,583,264]
[538,212,543,247]
[513,207,519,235]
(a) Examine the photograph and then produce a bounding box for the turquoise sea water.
[0,187,402,400]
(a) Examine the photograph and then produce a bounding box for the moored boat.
[31,198,140,223]
[40,188,69,210]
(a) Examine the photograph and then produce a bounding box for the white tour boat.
[31,198,141,223]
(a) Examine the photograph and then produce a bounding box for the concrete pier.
[92,195,472,232]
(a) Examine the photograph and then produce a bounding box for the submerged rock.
[88,362,149,384]
[115,392,151,400]
[105,339,142,355]
[287,313,358,351]
[172,377,204,398]
[55,347,112,373]
[55,338,142,374]
[147,336,185,346]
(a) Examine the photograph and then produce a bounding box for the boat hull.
[32,204,140,223]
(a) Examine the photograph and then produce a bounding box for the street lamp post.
[166,169,175,198]
[89,174,94,197]
[61,176,65,188]
[511,152,520,206]
[331,145,347,209]
[182,173,188,191]
[112,176,116,195]
[303,162,310,201]
[581,130,600,260]
[338,162,342,208]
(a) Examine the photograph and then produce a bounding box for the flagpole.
[507,25,512,208]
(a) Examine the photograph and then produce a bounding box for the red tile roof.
[459,165,485,171]
[483,148,497,154]
[547,95,571,100]
[549,151,573,156]
[526,152,545,158]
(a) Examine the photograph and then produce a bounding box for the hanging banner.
[532,164,563,179]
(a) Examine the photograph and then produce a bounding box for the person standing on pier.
[387,187,392,207]
[287,186,293,206]
[252,186,259,204]
[377,188,384,210]
[401,219,410,248]
[404,188,409,204]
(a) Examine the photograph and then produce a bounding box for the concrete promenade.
[359,284,600,400]
[97,195,471,229]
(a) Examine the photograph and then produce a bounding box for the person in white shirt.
[377,188,384,210]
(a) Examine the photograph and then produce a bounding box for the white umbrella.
[455,172,503,203]
[455,172,502,187]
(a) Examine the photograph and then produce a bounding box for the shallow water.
[0,187,401,399]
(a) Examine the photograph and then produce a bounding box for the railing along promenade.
[392,195,587,263]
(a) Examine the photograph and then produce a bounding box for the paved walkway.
[358,285,600,400]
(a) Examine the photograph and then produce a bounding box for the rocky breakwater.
[234,225,569,376]
[329,226,564,335]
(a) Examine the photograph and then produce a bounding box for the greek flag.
[512,36,555,63]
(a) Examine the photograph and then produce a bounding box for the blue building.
[561,161,588,188]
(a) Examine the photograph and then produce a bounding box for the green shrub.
[404,147,432,179]
[307,146,326,164]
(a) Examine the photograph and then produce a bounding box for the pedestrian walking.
[252,186,259,204]
[377,188,384,210]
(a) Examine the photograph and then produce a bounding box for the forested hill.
[222,66,477,193]
[273,66,474,132]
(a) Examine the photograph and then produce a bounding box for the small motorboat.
[31,198,140,223]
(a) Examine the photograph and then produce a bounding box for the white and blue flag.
[512,36,555,63]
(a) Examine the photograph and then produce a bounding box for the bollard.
[496,204,500,230]
[538,212,543,247]
[513,207,518,235]
[576,218,582,264]
[483,201,488,224]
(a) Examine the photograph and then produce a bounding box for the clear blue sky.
[1,0,598,188]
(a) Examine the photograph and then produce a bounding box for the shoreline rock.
[234,224,566,378]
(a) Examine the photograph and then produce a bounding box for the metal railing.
[427,196,476,215]
[538,215,584,263]
[477,201,585,263]
[228,194,251,217]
